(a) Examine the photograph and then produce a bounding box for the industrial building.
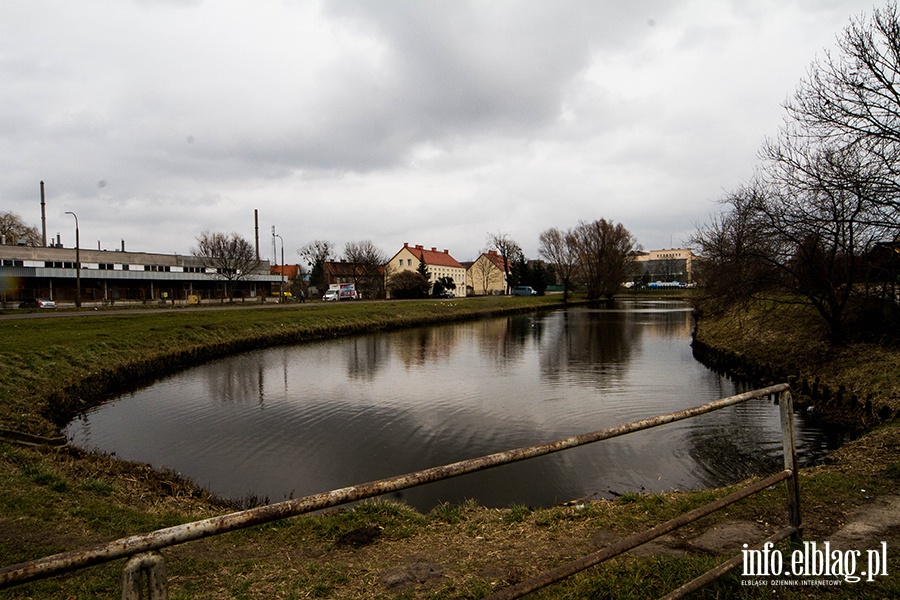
[0,244,281,307]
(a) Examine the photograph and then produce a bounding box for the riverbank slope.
[1,297,898,598]
[0,296,564,438]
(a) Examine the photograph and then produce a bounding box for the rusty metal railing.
[0,383,799,598]
[488,383,801,599]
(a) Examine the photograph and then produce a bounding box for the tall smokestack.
[40,181,47,247]
[254,209,259,260]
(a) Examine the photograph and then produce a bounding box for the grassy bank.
[1,297,898,598]
[692,301,900,422]
[0,296,561,437]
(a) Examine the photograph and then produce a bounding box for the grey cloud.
[306,2,673,167]
[0,0,879,257]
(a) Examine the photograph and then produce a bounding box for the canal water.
[66,301,843,511]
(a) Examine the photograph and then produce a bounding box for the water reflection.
[540,309,635,391]
[66,301,842,511]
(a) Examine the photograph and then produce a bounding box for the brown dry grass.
[694,301,900,418]
[2,300,899,598]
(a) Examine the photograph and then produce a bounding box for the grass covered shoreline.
[1,296,898,598]
[691,301,900,423]
[0,296,562,437]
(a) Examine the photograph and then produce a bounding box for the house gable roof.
[269,264,301,279]
[480,250,507,271]
[390,243,464,269]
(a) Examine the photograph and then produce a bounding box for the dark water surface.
[66,301,842,511]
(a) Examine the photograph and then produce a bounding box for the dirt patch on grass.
[3,301,898,597]
[3,420,898,598]
[828,493,900,548]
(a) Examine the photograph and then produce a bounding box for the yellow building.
[385,243,467,297]
[631,248,696,284]
[466,250,507,295]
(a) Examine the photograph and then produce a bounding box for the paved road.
[0,302,312,320]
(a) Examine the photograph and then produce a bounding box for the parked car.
[339,288,357,300]
[19,298,57,309]
[322,290,339,302]
[512,286,537,296]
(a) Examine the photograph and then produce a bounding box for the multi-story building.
[631,248,696,284]
[385,243,467,298]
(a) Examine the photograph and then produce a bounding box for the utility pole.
[271,226,276,265]
[254,209,260,261]
[40,181,47,247]
[275,235,284,302]
[65,211,81,307]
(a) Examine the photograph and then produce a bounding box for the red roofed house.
[466,250,508,296]
[385,243,467,298]
[269,263,302,281]
[269,263,304,300]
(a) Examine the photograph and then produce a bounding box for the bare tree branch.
[193,231,262,301]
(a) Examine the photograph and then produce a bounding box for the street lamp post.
[64,211,81,308]
[274,234,284,303]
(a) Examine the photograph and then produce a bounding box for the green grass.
[2,443,897,598]
[693,300,900,418]
[1,296,898,598]
[0,296,563,436]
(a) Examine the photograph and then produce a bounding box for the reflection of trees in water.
[344,335,390,381]
[204,353,267,404]
[328,326,467,380]
[392,325,462,368]
[476,314,547,370]
[507,313,547,349]
[334,313,552,384]
[631,305,693,339]
[540,308,639,390]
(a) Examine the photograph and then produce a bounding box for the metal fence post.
[121,551,167,600]
[778,389,802,543]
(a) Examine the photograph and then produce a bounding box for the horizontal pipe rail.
[485,469,794,600]
[0,383,790,589]
[660,524,800,600]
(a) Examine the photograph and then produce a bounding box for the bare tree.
[573,219,638,300]
[693,5,900,344]
[486,231,522,294]
[691,180,773,310]
[470,252,504,295]
[344,239,387,299]
[193,231,262,301]
[786,1,900,218]
[695,138,887,343]
[0,211,41,246]
[298,240,334,288]
[539,227,579,303]
[760,136,885,342]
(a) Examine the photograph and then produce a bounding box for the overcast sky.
[0,0,882,263]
